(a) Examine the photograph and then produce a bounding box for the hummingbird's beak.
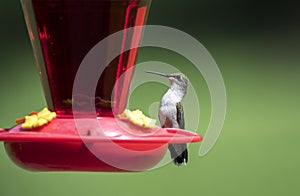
[145,70,172,77]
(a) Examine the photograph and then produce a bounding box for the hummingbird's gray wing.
[168,102,188,165]
[176,102,185,129]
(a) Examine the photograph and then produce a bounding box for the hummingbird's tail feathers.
[168,144,188,166]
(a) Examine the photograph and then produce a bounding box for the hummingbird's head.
[167,73,188,89]
[145,71,189,94]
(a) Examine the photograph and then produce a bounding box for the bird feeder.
[0,0,202,172]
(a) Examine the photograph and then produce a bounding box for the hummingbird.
[145,70,189,166]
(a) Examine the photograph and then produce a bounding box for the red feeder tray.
[0,117,202,172]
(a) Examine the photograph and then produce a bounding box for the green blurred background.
[0,0,300,195]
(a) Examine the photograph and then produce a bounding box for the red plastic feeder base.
[0,117,202,172]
